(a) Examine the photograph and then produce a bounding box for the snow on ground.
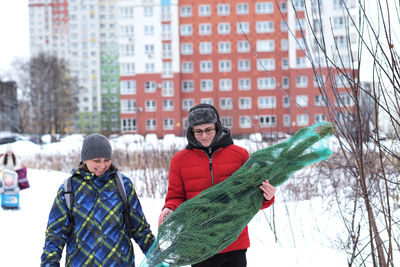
[0,168,348,267]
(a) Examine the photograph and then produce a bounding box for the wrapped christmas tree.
[141,122,334,267]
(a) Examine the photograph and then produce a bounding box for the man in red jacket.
[158,103,276,267]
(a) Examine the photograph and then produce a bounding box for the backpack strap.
[63,176,75,235]
[115,171,134,239]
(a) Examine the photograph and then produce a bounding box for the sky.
[0,1,30,73]
[0,137,353,267]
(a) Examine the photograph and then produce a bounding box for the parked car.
[0,133,39,145]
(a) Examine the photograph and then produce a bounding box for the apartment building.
[29,0,358,137]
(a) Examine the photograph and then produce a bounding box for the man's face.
[193,123,216,147]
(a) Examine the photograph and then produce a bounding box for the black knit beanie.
[81,133,112,162]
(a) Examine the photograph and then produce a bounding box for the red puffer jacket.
[163,144,274,253]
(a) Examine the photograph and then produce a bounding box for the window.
[145,44,154,55]
[259,115,276,127]
[181,43,193,55]
[281,20,288,32]
[256,40,275,52]
[283,115,291,127]
[314,75,326,87]
[281,39,288,51]
[335,73,350,87]
[282,58,289,70]
[336,93,354,107]
[333,16,346,29]
[295,19,305,31]
[296,95,308,107]
[237,3,249,14]
[201,98,213,105]
[162,81,174,97]
[239,97,252,109]
[315,114,326,122]
[237,41,250,52]
[162,24,171,39]
[144,6,154,17]
[256,21,274,33]
[218,23,231,34]
[297,114,309,126]
[146,119,156,130]
[199,23,212,35]
[220,98,233,110]
[121,100,136,113]
[255,2,274,14]
[218,42,231,53]
[120,44,134,56]
[296,57,308,68]
[258,77,276,90]
[145,81,156,93]
[180,6,192,17]
[119,6,134,19]
[180,24,193,36]
[282,77,289,89]
[238,59,251,71]
[219,60,232,72]
[120,63,135,75]
[145,100,156,112]
[144,25,154,35]
[163,118,174,130]
[296,76,308,87]
[182,62,193,73]
[334,35,347,48]
[181,80,194,92]
[240,116,252,128]
[280,2,287,12]
[199,4,211,16]
[120,80,136,94]
[221,116,233,128]
[200,61,213,73]
[219,79,232,91]
[258,96,276,108]
[121,118,136,131]
[182,99,194,110]
[283,96,290,107]
[200,79,213,91]
[218,4,230,15]
[162,61,173,78]
[199,42,212,54]
[294,0,305,10]
[237,22,249,34]
[239,78,251,90]
[296,38,306,50]
[257,58,275,71]
[162,43,172,58]
[145,63,155,73]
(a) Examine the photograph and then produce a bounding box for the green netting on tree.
[140,122,334,267]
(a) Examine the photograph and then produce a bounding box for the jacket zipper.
[205,147,215,186]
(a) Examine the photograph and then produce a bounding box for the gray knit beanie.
[188,104,219,127]
[81,133,112,162]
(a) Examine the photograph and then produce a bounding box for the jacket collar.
[186,127,233,156]
[71,167,114,182]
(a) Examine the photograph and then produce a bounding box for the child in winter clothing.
[0,145,21,171]
[0,169,19,194]
[41,133,155,267]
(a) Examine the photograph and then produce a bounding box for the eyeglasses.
[193,127,216,136]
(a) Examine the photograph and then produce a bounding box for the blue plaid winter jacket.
[41,167,155,266]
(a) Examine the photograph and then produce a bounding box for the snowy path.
[0,169,348,266]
